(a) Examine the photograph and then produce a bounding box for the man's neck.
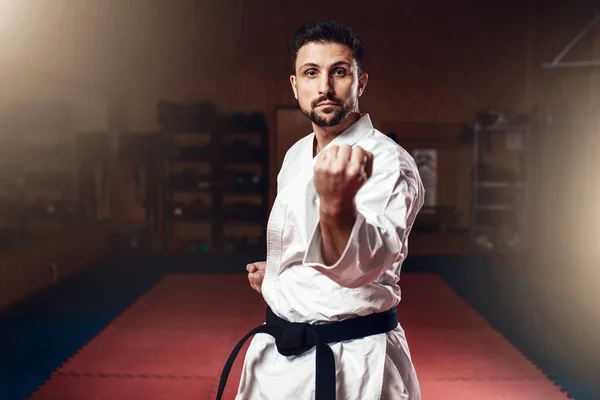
[312,112,361,157]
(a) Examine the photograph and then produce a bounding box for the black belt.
[216,306,398,400]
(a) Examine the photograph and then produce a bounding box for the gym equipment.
[224,171,265,192]
[473,233,495,251]
[167,144,213,162]
[170,201,188,219]
[222,140,265,164]
[160,105,269,254]
[247,112,267,131]
[472,229,522,254]
[187,199,210,219]
[227,112,267,133]
[168,199,210,221]
[469,109,529,254]
[171,170,213,191]
[223,202,265,220]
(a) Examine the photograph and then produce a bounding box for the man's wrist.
[320,200,356,225]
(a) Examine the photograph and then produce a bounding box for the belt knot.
[275,322,315,356]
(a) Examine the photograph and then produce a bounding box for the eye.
[333,68,347,76]
[304,70,317,77]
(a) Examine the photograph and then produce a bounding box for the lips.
[317,102,338,107]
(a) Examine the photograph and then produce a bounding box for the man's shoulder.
[357,129,418,174]
[359,130,423,201]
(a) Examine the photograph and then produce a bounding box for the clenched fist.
[314,144,373,214]
[246,261,266,294]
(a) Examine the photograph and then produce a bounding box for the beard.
[301,95,355,128]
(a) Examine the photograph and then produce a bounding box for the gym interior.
[1,1,599,399]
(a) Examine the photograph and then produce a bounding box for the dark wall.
[2,0,597,237]
[106,0,532,129]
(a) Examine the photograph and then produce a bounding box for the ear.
[357,72,368,97]
[290,75,298,99]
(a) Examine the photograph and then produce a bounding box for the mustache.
[311,96,343,108]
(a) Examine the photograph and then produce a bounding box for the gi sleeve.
[303,168,423,288]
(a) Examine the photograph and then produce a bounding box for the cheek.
[297,86,314,107]
[338,83,356,103]
[334,77,352,92]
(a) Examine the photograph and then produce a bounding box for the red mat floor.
[29,273,570,399]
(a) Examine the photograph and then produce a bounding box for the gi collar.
[318,113,373,153]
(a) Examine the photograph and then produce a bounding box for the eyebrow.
[299,61,352,70]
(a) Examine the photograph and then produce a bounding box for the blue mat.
[0,257,164,400]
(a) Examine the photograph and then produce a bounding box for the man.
[218,20,424,399]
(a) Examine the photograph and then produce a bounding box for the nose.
[317,74,333,96]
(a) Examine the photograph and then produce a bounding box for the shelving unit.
[469,117,529,253]
[159,102,269,256]
[161,106,217,254]
[216,115,269,256]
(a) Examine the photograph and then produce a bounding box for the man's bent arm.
[319,203,357,266]
[304,170,422,288]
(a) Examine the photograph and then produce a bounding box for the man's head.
[290,20,368,128]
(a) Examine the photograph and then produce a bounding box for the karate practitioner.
[217,20,424,400]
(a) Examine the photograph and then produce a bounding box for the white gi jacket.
[236,114,424,400]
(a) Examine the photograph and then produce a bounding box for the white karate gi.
[236,114,424,400]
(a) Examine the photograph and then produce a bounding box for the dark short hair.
[291,20,364,76]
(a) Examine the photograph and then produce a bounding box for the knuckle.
[331,163,344,175]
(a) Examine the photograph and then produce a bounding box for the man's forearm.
[319,203,356,266]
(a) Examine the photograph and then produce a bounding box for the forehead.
[296,41,355,69]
